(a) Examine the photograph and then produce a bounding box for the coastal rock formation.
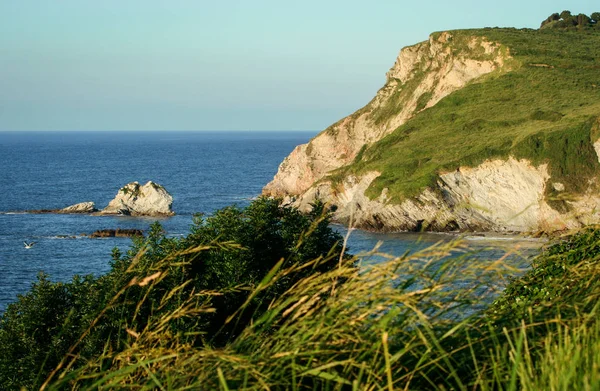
[291,158,593,232]
[264,32,509,197]
[264,28,600,233]
[60,202,97,214]
[101,181,174,216]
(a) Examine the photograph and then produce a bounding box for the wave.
[464,235,545,243]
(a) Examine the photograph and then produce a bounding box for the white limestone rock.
[101,181,174,216]
[59,202,97,214]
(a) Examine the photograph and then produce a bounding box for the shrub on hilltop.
[540,10,600,29]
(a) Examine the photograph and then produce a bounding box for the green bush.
[0,197,346,389]
[489,227,600,323]
[5,222,599,390]
[0,274,104,390]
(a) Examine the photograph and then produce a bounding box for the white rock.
[60,202,97,214]
[101,181,174,216]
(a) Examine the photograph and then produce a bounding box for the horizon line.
[0,129,320,133]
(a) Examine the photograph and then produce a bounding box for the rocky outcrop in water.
[100,181,174,216]
[60,202,97,214]
[22,181,173,217]
[26,202,97,214]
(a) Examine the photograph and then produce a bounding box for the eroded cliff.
[264,28,600,232]
[263,32,510,197]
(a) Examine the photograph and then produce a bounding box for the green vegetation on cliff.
[329,27,600,202]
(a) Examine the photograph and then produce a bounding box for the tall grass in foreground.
[38,227,599,390]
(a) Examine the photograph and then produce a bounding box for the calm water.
[0,131,542,312]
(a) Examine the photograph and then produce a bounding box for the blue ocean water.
[0,131,542,312]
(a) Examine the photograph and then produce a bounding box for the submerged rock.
[88,229,144,238]
[59,202,97,214]
[100,181,174,216]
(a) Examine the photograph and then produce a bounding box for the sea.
[0,131,543,313]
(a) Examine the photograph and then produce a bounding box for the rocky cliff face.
[101,181,174,216]
[291,157,600,232]
[263,32,509,197]
[264,30,600,232]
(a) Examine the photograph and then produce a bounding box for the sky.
[0,0,597,131]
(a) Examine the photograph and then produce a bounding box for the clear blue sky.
[0,0,596,131]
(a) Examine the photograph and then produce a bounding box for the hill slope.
[264,28,600,232]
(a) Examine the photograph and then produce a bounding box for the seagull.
[23,242,35,249]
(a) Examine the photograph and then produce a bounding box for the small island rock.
[101,181,174,216]
[59,202,97,214]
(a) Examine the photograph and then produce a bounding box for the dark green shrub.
[0,274,105,390]
[577,13,591,26]
[560,10,572,20]
[540,13,560,28]
[0,197,346,389]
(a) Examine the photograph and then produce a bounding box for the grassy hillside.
[328,28,600,203]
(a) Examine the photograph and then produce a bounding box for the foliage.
[0,197,345,390]
[490,227,600,322]
[36,228,600,390]
[0,274,105,390]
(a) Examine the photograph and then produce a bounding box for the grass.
[31,226,600,390]
[326,28,600,202]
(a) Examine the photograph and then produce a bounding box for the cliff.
[264,28,600,232]
[264,32,510,197]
